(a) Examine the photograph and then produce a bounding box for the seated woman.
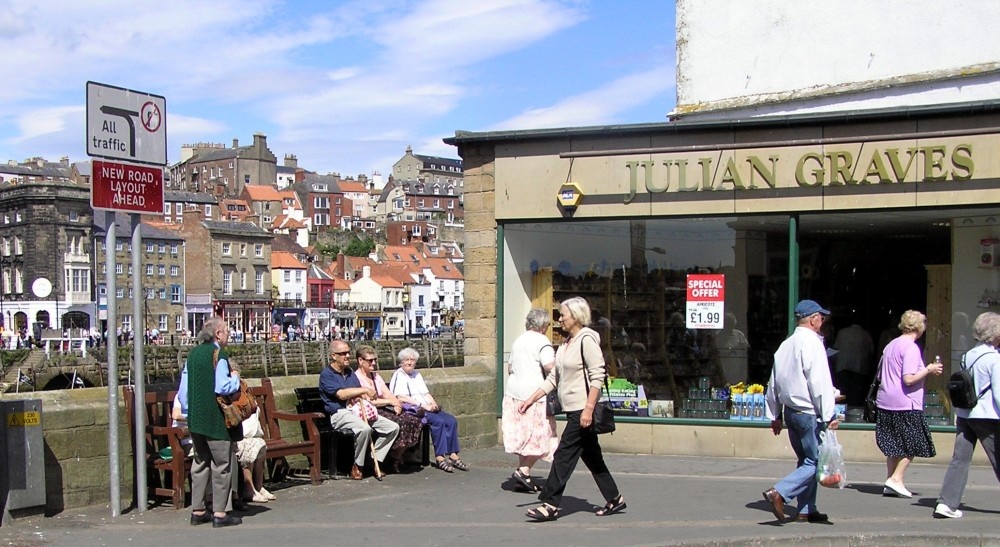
[389,348,468,472]
[353,345,423,471]
[237,408,274,503]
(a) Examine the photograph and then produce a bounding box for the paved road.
[3,447,1000,546]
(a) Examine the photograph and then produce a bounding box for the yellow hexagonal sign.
[557,182,584,210]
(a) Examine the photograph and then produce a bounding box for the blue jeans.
[773,409,824,515]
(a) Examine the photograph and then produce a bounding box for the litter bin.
[0,399,45,525]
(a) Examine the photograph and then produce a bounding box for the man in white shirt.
[762,300,840,524]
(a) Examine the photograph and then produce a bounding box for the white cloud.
[492,64,677,130]
[8,106,82,143]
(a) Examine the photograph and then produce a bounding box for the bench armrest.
[271,410,325,422]
[269,411,325,442]
[149,425,190,457]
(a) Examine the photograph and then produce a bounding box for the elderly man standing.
[762,300,840,525]
[188,317,243,528]
[319,339,399,480]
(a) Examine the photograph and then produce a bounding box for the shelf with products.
[530,266,728,409]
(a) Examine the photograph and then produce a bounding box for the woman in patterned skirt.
[875,310,944,497]
[354,345,423,472]
[502,308,558,492]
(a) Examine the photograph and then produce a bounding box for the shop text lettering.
[623,143,974,203]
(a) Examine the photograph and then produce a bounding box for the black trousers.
[539,410,620,507]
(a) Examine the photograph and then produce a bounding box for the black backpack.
[947,353,991,409]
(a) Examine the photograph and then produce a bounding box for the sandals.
[512,469,540,492]
[595,495,626,516]
[526,503,560,522]
[449,458,470,471]
[433,459,455,473]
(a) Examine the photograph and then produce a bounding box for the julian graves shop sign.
[623,142,974,204]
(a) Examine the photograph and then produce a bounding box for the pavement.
[3,446,1000,546]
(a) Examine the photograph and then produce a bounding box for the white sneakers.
[251,487,277,503]
[933,503,963,519]
[883,479,912,498]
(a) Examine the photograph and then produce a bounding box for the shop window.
[505,208,965,419]
[506,216,786,414]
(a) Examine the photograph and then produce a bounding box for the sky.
[0,0,676,178]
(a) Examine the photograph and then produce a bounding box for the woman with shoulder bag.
[875,310,943,498]
[518,297,625,521]
[502,308,558,492]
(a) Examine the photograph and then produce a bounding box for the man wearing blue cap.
[762,299,840,524]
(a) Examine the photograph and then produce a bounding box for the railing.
[274,298,305,308]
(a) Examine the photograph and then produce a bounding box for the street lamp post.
[325,289,332,340]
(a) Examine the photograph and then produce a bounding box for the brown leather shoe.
[762,488,786,521]
[350,464,363,480]
[796,511,831,524]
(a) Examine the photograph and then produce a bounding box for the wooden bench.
[293,387,357,478]
[249,378,325,485]
[123,384,191,509]
[293,386,431,478]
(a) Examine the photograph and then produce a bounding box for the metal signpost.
[87,81,167,515]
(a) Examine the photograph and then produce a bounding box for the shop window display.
[510,217,786,414]
[506,210,955,419]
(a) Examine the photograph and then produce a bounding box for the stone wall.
[1,366,497,514]
[454,144,497,374]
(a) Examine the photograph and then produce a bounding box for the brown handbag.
[213,348,258,428]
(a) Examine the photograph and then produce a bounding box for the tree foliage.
[345,236,375,257]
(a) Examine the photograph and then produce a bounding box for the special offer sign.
[686,274,725,330]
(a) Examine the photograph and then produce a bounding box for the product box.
[647,400,674,418]
[604,377,648,416]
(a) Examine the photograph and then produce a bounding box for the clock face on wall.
[32,277,52,298]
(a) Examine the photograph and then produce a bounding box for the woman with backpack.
[934,312,1000,518]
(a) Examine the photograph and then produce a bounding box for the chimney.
[253,132,266,149]
[362,265,371,278]
[60,156,69,167]
[284,154,298,168]
[232,138,239,148]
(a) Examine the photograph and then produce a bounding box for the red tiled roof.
[271,251,307,269]
[244,185,284,201]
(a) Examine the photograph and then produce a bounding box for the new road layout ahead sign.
[86,81,166,166]
[91,159,164,215]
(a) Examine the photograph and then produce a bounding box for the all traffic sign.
[86,81,167,166]
[91,160,164,215]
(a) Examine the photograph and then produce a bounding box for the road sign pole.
[131,214,147,512]
[105,215,120,517]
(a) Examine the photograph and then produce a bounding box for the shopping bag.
[816,429,847,489]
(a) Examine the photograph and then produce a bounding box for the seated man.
[319,339,399,480]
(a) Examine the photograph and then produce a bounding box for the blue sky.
[0,0,676,178]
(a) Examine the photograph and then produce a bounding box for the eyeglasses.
[331,350,351,356]
[361,356,377,363]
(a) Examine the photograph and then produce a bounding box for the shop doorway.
[742,211,952,404]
